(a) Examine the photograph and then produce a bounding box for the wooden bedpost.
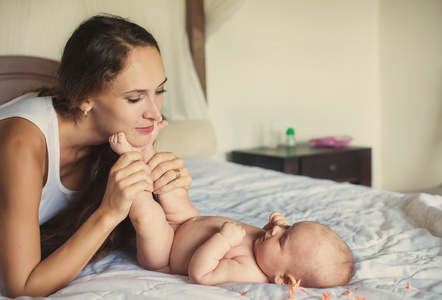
[186,0,206,98]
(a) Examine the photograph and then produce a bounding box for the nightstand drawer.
[231,144,371,186]
[301,153,361,182]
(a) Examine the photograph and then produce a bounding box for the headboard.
[0,56,59,105]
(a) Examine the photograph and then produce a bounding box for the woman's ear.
[78,100,93,117]
[274,273,297,285]
[78,99,93,112]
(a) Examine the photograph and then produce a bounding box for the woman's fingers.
[120,169,154,192]
[148,152,192,193]
[113,151,145,170]
[153,167,191,191]
[147,152,180,178]
[102,152,153,219]
[154,176,191,194]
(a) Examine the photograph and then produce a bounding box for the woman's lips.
[136,125,154,134]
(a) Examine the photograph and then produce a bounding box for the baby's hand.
[220,221,246,247]
[263,211,290,230]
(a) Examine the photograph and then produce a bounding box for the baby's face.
[253,221,323,283]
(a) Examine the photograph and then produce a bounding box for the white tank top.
[0,93,74,225]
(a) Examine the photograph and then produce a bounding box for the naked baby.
[109,124,355,288]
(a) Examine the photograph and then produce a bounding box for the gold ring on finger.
[174,169,181,180]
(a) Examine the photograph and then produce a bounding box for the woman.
[0,14,192,297]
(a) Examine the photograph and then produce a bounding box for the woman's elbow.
[1,281,55,298]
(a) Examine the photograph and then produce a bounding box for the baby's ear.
[274,273,297,285]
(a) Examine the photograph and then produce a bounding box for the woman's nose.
[143,97,162,121]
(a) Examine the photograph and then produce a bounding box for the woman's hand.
[148,152,192,194]
[100,151,153,222]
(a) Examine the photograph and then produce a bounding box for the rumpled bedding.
[4,158,442,299]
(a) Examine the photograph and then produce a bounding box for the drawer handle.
[329,163,337,172]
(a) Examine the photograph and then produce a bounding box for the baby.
[109,126,355,288]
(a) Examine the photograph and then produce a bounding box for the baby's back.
[169,216,262,275]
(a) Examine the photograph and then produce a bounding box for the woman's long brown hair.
[40,146,136,262]
[39,14,160,263]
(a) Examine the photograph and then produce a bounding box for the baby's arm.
[262,211,290,230]
[188,221,257,285]
[109,131,173,271]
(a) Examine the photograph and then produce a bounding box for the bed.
[1,39,441,300]
[15,158,436,300]
[2,156,442,299]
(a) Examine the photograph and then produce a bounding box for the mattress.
[4,158,442,299]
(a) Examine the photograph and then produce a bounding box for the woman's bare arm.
[0,120,148,297]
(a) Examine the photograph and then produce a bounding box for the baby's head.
[254,221,354,288]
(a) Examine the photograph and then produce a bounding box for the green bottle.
[286,127,296,146]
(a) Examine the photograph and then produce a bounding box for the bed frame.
[186,0,206,97]
[0,56,59,105]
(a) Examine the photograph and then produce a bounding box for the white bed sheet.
[4,158,442,299]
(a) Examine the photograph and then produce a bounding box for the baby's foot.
[109,120,168,161]
[109,132,138,156]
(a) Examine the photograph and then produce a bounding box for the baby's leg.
[110,127,198,232]
[130,195,174,272]
[109,131,174,271]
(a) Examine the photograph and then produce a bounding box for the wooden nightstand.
[231,143,372,186]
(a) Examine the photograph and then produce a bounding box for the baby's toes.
[109,133,128,155]
[116,132,128,144]
[109,133,118,145]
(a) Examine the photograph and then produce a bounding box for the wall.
[206,0,381,186]
[205,0,442,191]
[379,0,442,191]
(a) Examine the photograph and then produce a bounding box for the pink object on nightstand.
[308,136,353,148]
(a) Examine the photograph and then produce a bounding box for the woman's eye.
[156,89,167,95]
[128,98,141,103]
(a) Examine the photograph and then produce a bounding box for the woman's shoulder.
[0,117,46,158]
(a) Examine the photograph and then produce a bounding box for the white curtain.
[0,0,207,121]
[204,0,244,37]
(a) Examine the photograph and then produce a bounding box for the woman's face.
[90,46,166,147]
